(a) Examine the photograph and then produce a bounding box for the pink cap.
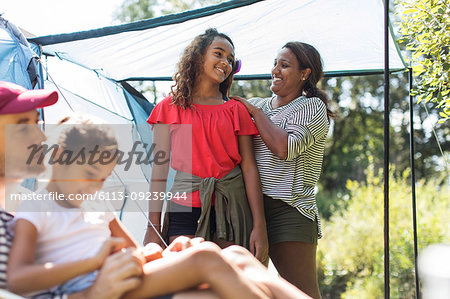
[0,81,58,115]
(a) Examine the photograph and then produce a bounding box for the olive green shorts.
[263,194,318,245]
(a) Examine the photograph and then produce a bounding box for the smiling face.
[201,37,235,85]
[271,47,310,100]
[0,110,47,179]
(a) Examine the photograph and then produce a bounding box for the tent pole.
[152,81,157,105]
[408,67,420,299]
[383,0,390,298]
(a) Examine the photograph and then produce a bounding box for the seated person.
[1,82,310,299]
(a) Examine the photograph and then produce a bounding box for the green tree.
[115,0,157,23]
[318,166,449,298]
[317,72,449,219]
[396,0,450,123]
[230,80,272,99]
[160,0,223,15]
[115,0,223,22]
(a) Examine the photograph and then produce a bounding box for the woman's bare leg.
[269,241,321,299]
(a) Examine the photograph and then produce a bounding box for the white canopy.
[30,0,406,82]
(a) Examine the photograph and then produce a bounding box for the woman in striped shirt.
[236,42,334,299]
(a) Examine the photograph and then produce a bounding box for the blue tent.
[1,15,158,244]
[0,16,42,89]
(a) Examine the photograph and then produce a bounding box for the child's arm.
[110,217,165,262]
[237,135,269,263]
[143,122,171,247]
[7,219,115,295]
[109,217,139,248]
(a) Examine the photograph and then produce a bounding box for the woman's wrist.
[252,220,267,231]
[249,106,262,116]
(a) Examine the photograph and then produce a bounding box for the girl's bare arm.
[143,123,170,247]
[238,135,268,262]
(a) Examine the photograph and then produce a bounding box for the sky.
[1,0,125,37]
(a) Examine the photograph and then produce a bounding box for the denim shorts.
[166,202,217,238]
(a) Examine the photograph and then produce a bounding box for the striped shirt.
[1,209,67,298]
[0,209,13,289]
[249,96,329,238]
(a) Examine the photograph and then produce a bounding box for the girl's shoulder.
[227,99,255,116]
[156,95,176,107]
[228,98,247,109]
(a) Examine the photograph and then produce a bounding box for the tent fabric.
[29,0,407,82]
[1,18,160,242]
[43,56,134,121]
[0,16,41,89]
[121,81,155,115]
[123,86,155,182]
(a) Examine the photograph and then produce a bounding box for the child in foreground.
[6,115,275,298]
[7,115,140,296]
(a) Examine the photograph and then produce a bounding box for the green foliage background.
[397,0,450,123]
[318,167,449,298]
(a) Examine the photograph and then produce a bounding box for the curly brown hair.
[171,28,236,109]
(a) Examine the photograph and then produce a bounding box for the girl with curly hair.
[144,28,268,263]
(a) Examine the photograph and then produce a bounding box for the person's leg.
[168,203,235,248]
[167,204,198,244]
[173,290,220,299]
[150,291,220,299]
[269,241,320,299]
[263,195,320,298]
[212,233,234,249]
[122,242,268,299]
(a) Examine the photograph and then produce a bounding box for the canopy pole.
[408,67,420,299]
[383,0,390,298]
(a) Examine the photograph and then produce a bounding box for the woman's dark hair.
[171,28,236,109]
[283,42,335,119]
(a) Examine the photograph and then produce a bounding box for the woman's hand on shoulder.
[231,96,259,116]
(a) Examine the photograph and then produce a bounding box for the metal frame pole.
[384,0,390,298]
[408,68,420,299]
